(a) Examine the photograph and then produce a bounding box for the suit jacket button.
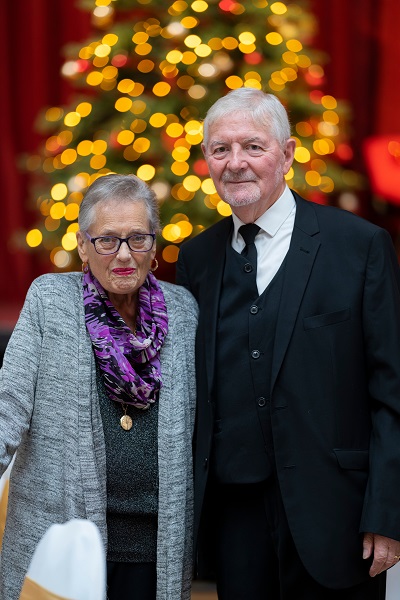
[257,397,266,407]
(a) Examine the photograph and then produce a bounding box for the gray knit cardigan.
[0,272,198,600]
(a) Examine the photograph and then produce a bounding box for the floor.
[192,569,400,599]
[191,580,217,599]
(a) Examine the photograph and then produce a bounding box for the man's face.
[202,112,295,213]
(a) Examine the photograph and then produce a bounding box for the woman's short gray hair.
[202,88,291,149]
[78,174,160,233]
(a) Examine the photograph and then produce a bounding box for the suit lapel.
[203,218,232,396]
[271,195,320,391]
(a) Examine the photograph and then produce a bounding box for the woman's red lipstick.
[112,268,135,276]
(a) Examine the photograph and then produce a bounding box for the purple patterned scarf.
[82,269,168,409]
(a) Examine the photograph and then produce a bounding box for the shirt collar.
[232,185,296,242]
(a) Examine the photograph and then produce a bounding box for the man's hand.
[363,532,400,576]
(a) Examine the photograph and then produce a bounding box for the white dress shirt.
[231,186,296,295]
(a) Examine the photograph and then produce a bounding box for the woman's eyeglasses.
[85,232,156,255]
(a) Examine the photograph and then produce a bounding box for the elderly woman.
[0,174,198,600]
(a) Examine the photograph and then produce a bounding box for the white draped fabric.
[19,519,106,600]
[386,562,400,599]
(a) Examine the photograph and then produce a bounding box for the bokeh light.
[26,0,356,269]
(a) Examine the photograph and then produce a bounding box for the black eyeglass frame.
[84,231,156,255]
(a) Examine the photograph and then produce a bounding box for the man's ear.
[283,138,296,173]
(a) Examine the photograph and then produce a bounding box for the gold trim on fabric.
[0,478,9,550]
[19,577,72,600]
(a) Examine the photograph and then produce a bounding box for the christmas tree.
[25,0,359,272]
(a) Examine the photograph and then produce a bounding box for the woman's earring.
[150,258,159,272]
[82,261,90,274]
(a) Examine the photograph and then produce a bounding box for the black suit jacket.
[176,192,400,588]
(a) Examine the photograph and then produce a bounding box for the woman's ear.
[76,231,89,263]
[151,240,157,262]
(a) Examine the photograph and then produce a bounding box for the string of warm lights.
[25,0,361,270]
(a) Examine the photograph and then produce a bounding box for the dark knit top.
[96,369,159,563]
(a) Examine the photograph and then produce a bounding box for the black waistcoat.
[212,242,286,484]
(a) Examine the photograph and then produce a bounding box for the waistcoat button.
[250,305,258,314]
[257,397,266,407]
[251,350,260,359]
[243,263,253,273]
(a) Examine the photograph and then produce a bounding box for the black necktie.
[239,223,260,277]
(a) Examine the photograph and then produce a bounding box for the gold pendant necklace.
[119,323,137,430]
[120,403,133,430]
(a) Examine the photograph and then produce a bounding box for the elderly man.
[177,88,400,599]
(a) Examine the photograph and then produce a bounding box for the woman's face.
[77,199,156,301]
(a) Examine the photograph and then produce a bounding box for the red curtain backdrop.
[311,0,400,230]
[1,0,400,320]
[0,0,90,323]
[311,0,400,160]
